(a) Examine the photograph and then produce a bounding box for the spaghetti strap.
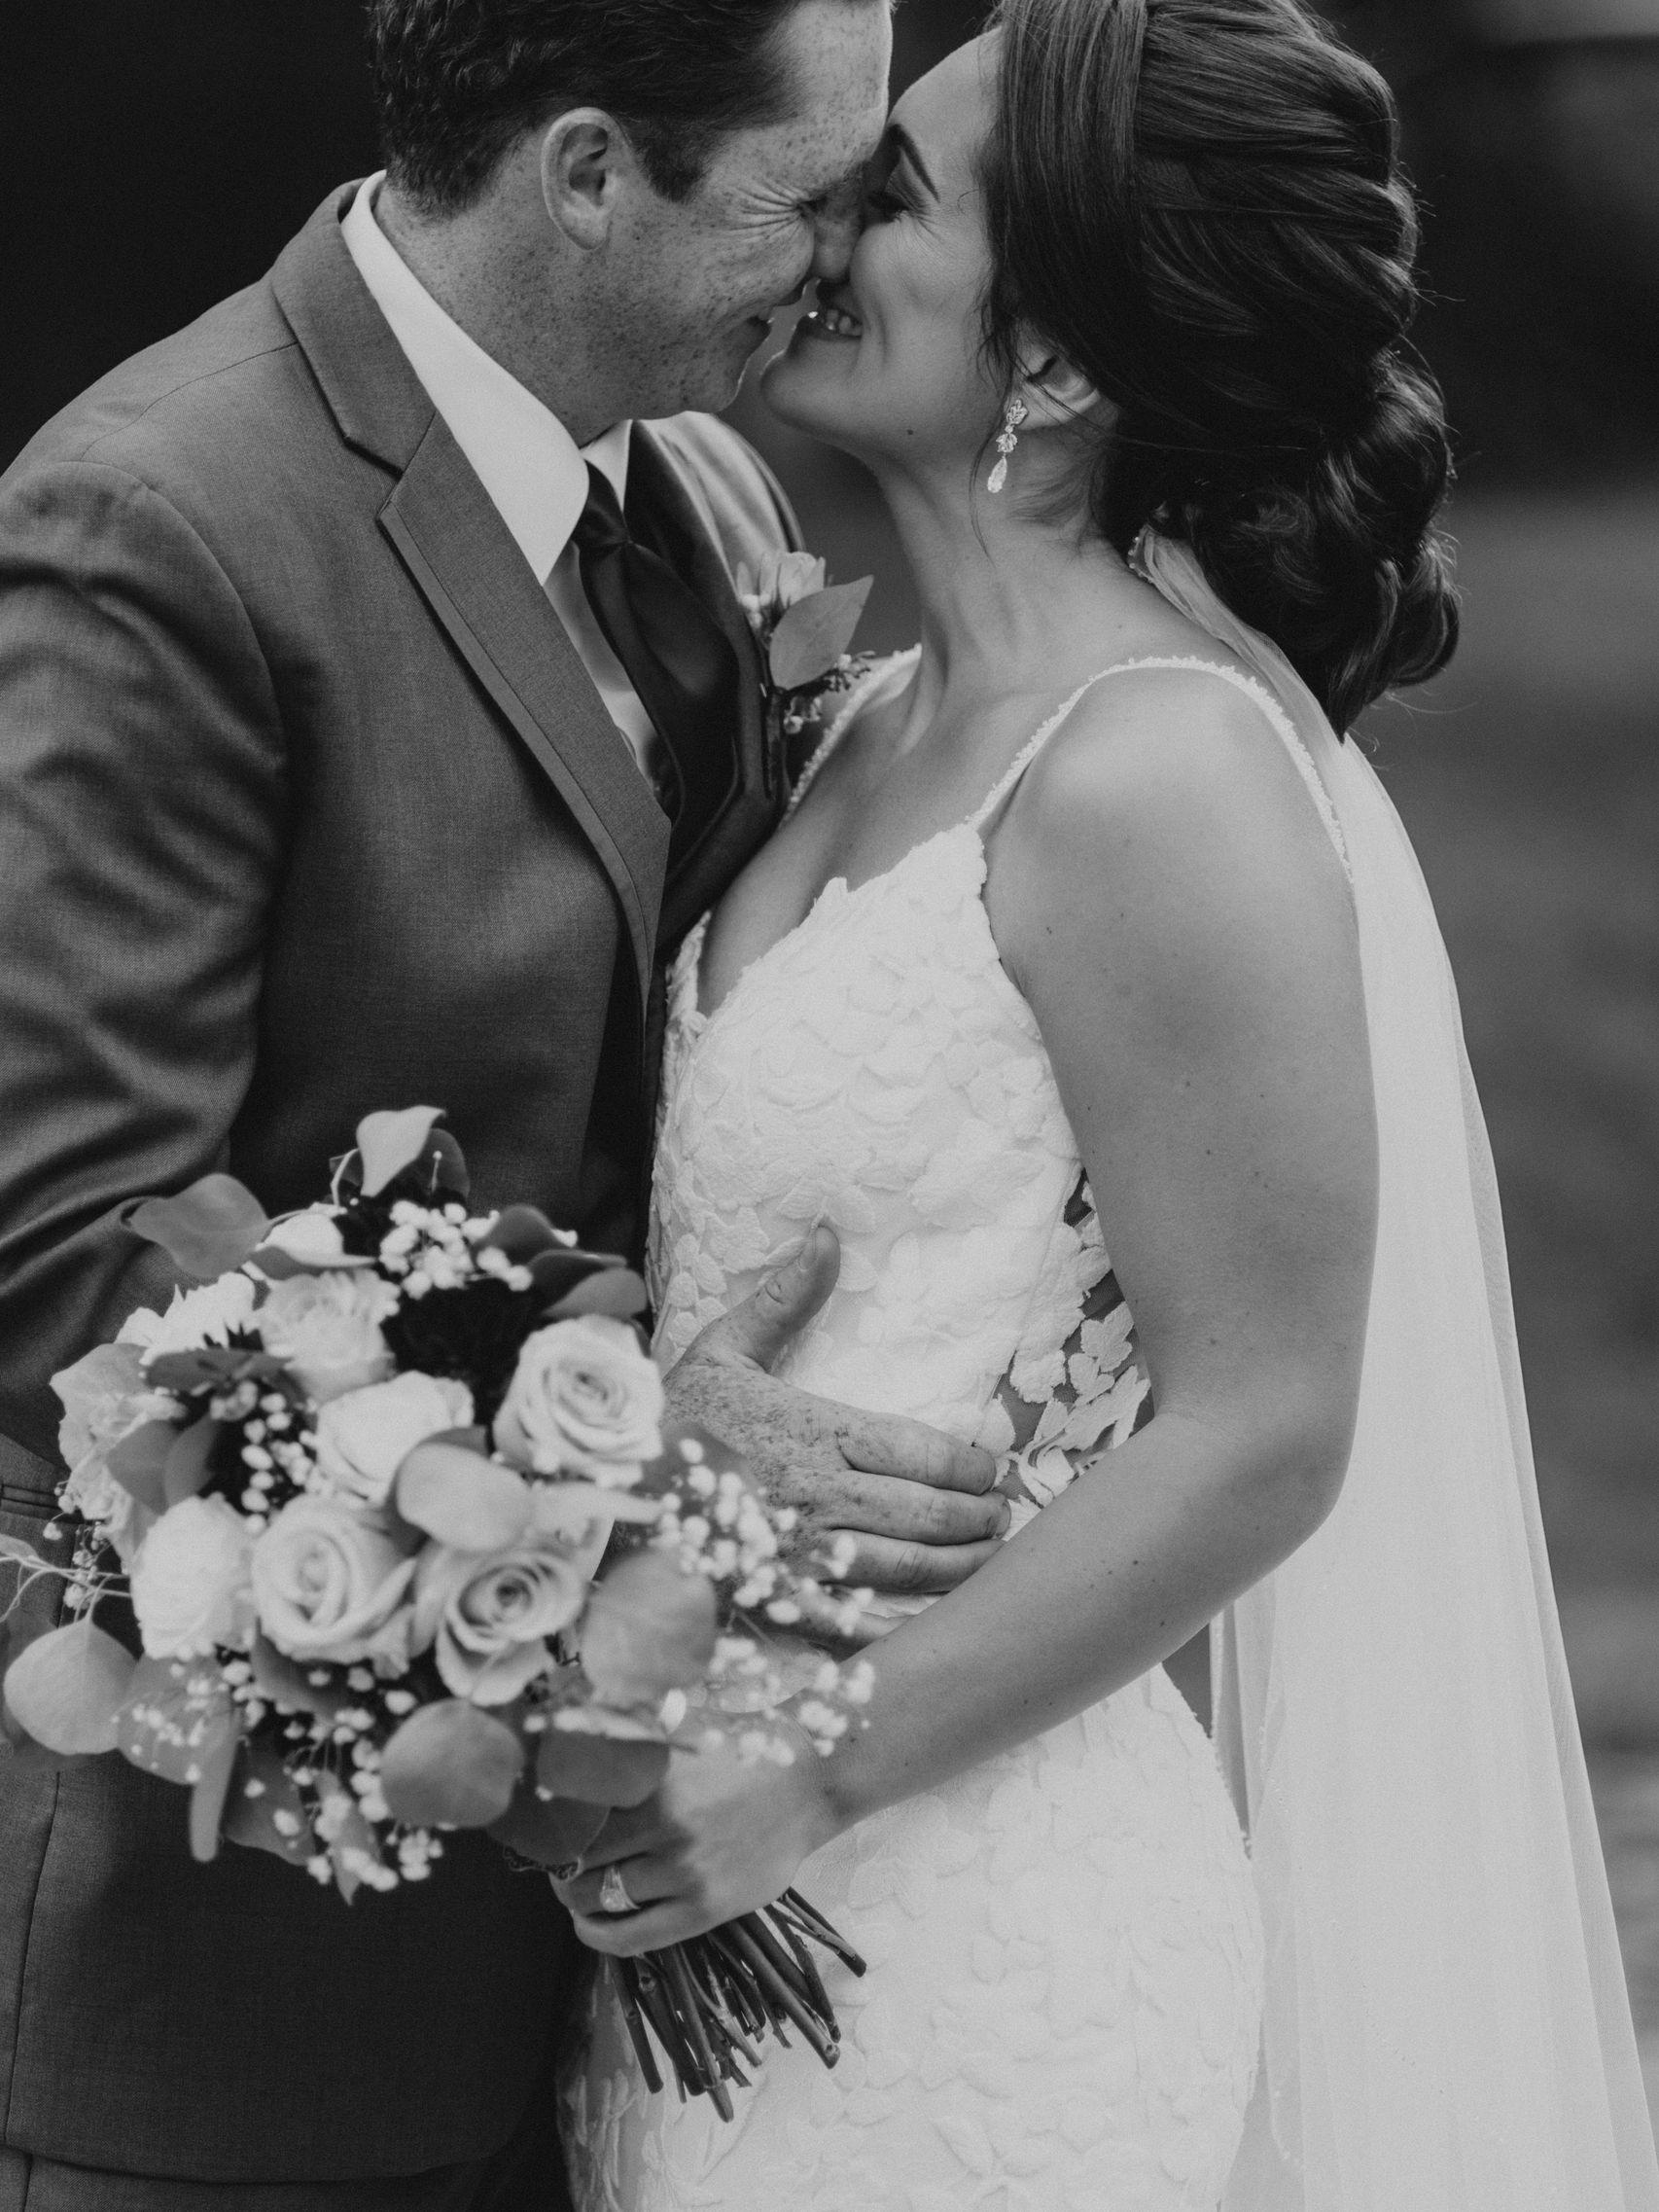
[966,653,1352,876]
[965,661,1144,832]
[783,647,921,825]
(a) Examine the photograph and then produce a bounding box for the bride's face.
[759,36,1004,475]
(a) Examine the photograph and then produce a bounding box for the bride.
[560,1,1659,2206]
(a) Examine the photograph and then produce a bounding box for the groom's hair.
[369,0,836,213]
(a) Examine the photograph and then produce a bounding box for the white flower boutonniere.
[735,550,875,746]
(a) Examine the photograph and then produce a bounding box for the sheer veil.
[1134,532,1659,2209]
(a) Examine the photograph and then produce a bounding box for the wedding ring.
[598,1865,637,1916]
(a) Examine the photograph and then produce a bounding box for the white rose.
[257,1270,399,1404]
[313,1372,474,1507]
[51,1342,176,1561]
[53,1342,167,1466]
[769,550,828,609]
[129,1495,255,1659]
[59,1457,142,1565]
[492,1316,663,1486]
[411,1525,586,1704]
[259,1206,348,1266]
[736,550,828,629]
[123,1274,259,1364]
[250,1495,417,1666]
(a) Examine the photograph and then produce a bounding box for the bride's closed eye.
[863,125,935,224]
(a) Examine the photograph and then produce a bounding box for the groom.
[0,2,1006,2204]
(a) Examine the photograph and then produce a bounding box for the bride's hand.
[551,1727,841,1954]
[664,1227,1007,1637]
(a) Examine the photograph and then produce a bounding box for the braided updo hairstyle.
[982,0,1458,731]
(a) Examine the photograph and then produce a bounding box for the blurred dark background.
[4,0,1658,2087]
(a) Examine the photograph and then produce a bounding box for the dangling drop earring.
[986,396,1029,494]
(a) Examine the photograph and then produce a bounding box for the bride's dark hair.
[981,0,1458,731]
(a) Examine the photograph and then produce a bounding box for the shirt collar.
[340,173,630,583]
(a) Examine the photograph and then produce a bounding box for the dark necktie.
[571,463,743,872]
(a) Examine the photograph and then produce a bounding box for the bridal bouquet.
[0,1108,871,2111]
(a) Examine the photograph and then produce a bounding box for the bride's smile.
[763,40,1016,482]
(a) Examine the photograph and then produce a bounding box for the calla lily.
[396,1441,535,1553]
[525,1481,661,1581]
[253,1206,378,1277]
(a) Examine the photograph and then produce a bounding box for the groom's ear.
[540,110,635,251]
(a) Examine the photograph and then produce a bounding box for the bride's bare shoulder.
[986,657,1358,1010]
[1010,660,1347,894]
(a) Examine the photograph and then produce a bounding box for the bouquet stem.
[615,1889,865,2119]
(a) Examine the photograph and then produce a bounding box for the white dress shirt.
[340,172,660,780]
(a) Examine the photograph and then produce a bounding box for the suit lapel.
[629,425,781,946]
[271,188,671,1012]
[380,419,670,1004]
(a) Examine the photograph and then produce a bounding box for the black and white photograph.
[2,2,1658,2206]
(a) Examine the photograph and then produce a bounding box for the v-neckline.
[684,646,1337,1032]
[686,820,978,1030]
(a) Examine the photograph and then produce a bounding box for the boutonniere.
[735,552,875,747]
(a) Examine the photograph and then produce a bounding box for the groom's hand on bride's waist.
[662,1228,1007,1635]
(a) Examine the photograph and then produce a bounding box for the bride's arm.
[564,670,1378,1946]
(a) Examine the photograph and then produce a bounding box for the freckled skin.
[763,38,1000,472]
[597,0,897,418]
[378,0,895,439]
[664,1228,1007,1640]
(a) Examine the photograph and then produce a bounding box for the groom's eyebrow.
[888,123,937,200]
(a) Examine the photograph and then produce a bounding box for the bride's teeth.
[813,305,863,338]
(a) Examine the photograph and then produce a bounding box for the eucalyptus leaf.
[2,1621,136,1756]
[315,1772,384,1903]
[379,1699,524,1828]
[478,1205,567,1263]
[537,1723,669,1808]
[525,1248,618,1300]
[144,1347,289,1396]
[0,1674,99,1771]
[115,1654,235,1787]
[487,1784,608,1869]
[250,1244,377,1281]
[105,1420,181,1514]
[768,577,872,692]
[163,1417,227,1509]
[546,1268,649,1321]
[223,1738,314,1864]
[581,1552,718,1705]
[1,1727,95,1773]
[248,1633,353,1718]
[128,1176,270,1281]
[188,1724,240,1862]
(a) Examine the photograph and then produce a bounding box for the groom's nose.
[808,176,865,285]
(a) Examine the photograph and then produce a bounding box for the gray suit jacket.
[0,186,796,2183]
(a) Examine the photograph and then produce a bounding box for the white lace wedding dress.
[563,652,1284,2212]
